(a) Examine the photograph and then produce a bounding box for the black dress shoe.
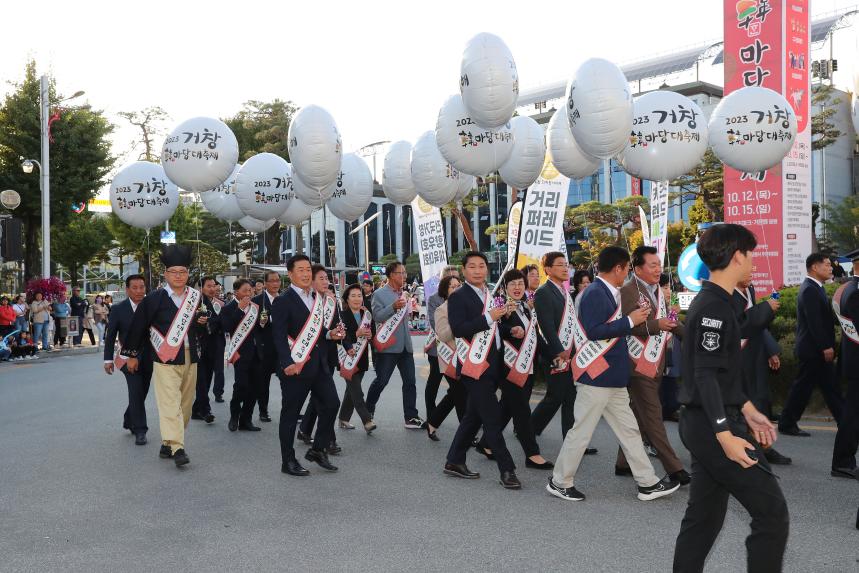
[214,395,225,403]
[204,413,215,424]
[282,459,310,476]
[764,448,792,465]
[326,442,343,455]
[173,449,190,467]
[669,469,691,485]
[779,426,811,437]
[134,433,147,446]
[296,430,312,444]
[475,444,496,460]
[239,422,261,432]
[305,448,338,471]
[500,470,522,489]
[614,465,633,477]
[159,445,173,459]
[259,413,272,423]
[191,412,206,421]
[426,425,440,442]
[525,458,554,469]
[831,467,859,479]
[443,463,480,479]
[228,416,238,432]
[584,447,598,455]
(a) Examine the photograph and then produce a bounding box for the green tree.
[485,222,508,242]
[571,229,616,267]
[670,148,723,222]
[566,196,649,242]
[822,195,859,253]
[440,178,490,251]
[0,60,115,280]
[118,106,170,162]
[811,84,842,151]
[52,212,111,287]
[687,196,713,227]
[405,253,421,278]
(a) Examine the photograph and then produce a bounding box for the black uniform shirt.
[679,280,747,433]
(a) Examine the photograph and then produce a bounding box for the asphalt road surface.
[1,351,857,572]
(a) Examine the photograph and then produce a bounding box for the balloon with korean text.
[460,33,519,129]
[499,116,546,189]
[546,109,600,179]
[110,161,179,230]
[288,104,342,192]
[199,163,244,222]
[566,58,633,159]
[435,94,514,176]
[234,153,292,220]
[708,86,797,173]
[161,117,239,192]
[411,131,459,208]
[238,215,275,233]
[327,153,374,222]
[382,140,418,205]
[617,91,708,181]
[277,197,317,226]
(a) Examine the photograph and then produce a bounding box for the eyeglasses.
[165,269,189,276]
[551,262,570,269]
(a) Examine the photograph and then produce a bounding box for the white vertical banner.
[506,200,523,268]
[411,196,448,299]
[650,180,669,264]
[639,205,651,247]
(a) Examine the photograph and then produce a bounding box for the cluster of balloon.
[411,131,461,207]
[109,161,179,230]
[435,94,514,177]
[288,105,342,207]
[238,215,276,233]
[546,109,600,179]
[326,153,374,222]
[277,196,317,226]
[162,117,239,192]
[455,172,476,202]
[460,33,519,129]
[382,140,418,206]
[617,91,709,182]
[199,163,244,222]
[708,86,797,173]
[234,153,293,220]
[498,116,546,189]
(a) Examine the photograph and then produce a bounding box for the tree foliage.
[52,212,111,287]
[822,195,859,253]
[669,148,723,222]
[118,106,169,162]
[810,84,841,151]
[566,196,649,241]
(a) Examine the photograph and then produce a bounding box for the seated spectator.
[12,331,38,359]
[0,329,19,361]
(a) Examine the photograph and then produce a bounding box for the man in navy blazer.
[548,247,679,502]
[779,253,844,436]
[103,274,151,446]
[252,270,281,423]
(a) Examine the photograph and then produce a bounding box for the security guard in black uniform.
[673,224,789,573]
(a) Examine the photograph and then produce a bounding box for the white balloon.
[617,91,709,181]
[853,93,859,136]
[238,216,275,233]
[566,58,633,159]
[498,116,546,189]
[288,105,342,192]
[277,198,317,226]
[161,117,239,192]
[455,173,476,201]
[293,171,335,208]
[411,131,459,207]
[234,153,292,220]
[382,140,417,205]
[708,86,797,173]
[547,109,600,179]
[327,154,374,222]
[110,161,179,229]
[435,94,514,176]
[199,163,244,222]
[460,33,519,129]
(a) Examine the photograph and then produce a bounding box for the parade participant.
[252,270,281,423]
[424,275,467,440]
[659,273,682,422]
[672,224,788,573]
[522,264,540,309]
[614,246,688,485]
[425,265,461,418]
[365,261,424,429]
[220,279,261,433]
[253,280,264,296]
[547,246,676,502]
[444,251,520,490]
[831,259,859,479]
[779,253,844,436]
[273,255,343,476]
[191,276,226,425]
[122,246,206,467]
[103,274,151,446]
[336,283,377,433]
[571,269,592,310]
[476,269,551,469]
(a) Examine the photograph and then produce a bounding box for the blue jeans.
[33,321,50,349]
[15,317,28,342]
[365,351,419,420]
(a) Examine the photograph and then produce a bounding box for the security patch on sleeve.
[700,331,720,351]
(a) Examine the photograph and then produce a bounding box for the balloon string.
[145,229,151,291]
[751,175,776,294]
[195,199,202,282]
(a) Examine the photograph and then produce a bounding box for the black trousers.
[229,358,256,424]
[480,376,540,458]
[339,370,373,425]
[192,348,221,415]
[779,356,843,430]
[530,369,576,438]
[213,352,225,397]
[833,376,859,470]
[426,374,467,429]
[660,375,681,417]
[254,354,278,416]
[425,356,443,418]
[674,408,789,573]
[278,371,340,464]
[446,370,515,473]
[122,364,152,435]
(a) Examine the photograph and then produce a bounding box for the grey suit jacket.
[371,284,413,354]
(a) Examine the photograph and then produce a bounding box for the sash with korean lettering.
[503,309,538,387]
[287,294,335,373]
[833,282,859,344]
[212,298,224,315]
[626,285,670,379]
[114,342,128,370]
[437,340,458,378]
[338,310,373,381]
[323,294,337,329]
[373,291,408,351]
[227,302,258,364]
[149,287,201,363]
[456,289,497,379]
[737,288,754,349]
[549,287,576,374]
[424,326,437,353]
[572,300,623,381]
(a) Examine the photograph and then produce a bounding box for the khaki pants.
[552,383,658,488]
[152,348,196,453]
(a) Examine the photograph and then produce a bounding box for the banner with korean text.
[411,196,448,299]
[650,181,670,265]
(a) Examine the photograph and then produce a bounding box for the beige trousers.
[152,348,196,453]
[552,383,658,488]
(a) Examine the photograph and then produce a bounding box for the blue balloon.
[678,243,709,292]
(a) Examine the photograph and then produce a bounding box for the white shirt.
[596,276,634,328]
[466,281,501,349]
[291,284,315,311]
[805,275,824,288]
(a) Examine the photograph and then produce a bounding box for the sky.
[2,0,856,178]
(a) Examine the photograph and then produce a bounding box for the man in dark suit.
[832,264,859,478]
[191,276,225,424]
[220,278,262,433]
[252,270,281,423]
[273,255,343,476]
[69,286,88,346]
[444,251,521,490]
[779,253,844,436]
[103,274,151,446]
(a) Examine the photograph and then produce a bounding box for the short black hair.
[461,251,488,266]
[287,254,311,271]
[502,269,525,284]
[233,278,252,291]
[199,275,217,288]
[311,264,328,279]
[125,274,145,288]
[697,224,757,271]
[362,279,374,286]
[659,272,670,287]
[541,251,566,269]
[342,283,362,305]
[438,275,461,300]
[805,252,828,270]
[520,264,539,276]
[253,279,264,287]
[264,270,281,282]
[385,261,404,276]
[632,245,658,268]
[597,246,631,273]
[572,269,593,292]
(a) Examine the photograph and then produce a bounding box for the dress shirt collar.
[548,279,567,297]
[596,275,621,303]
[167,287,186,306]
[467,281,488,299]
[291,283,314,299]
[805,275,824,288]
[130,300,138,312]
[265,291,277,304]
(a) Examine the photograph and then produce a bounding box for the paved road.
[1,351,857,572]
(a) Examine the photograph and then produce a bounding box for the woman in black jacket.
[337,283,377,434]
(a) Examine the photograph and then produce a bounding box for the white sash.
[213,298,224,315]
[626,285,670,379]
[424,327,437,353]
[149,287,201,363]
[503,309,538,387]
[456,289,497,379]
[437,340,458,378]
[549,287,576,374]
[114,342,127,370]
[338,310,372,380]
[373,290,408,351]
[323,294,336,329]
[833,282,859,345]
[287,293,335,373]
[227,302,258,363]
[573,299,622,381]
